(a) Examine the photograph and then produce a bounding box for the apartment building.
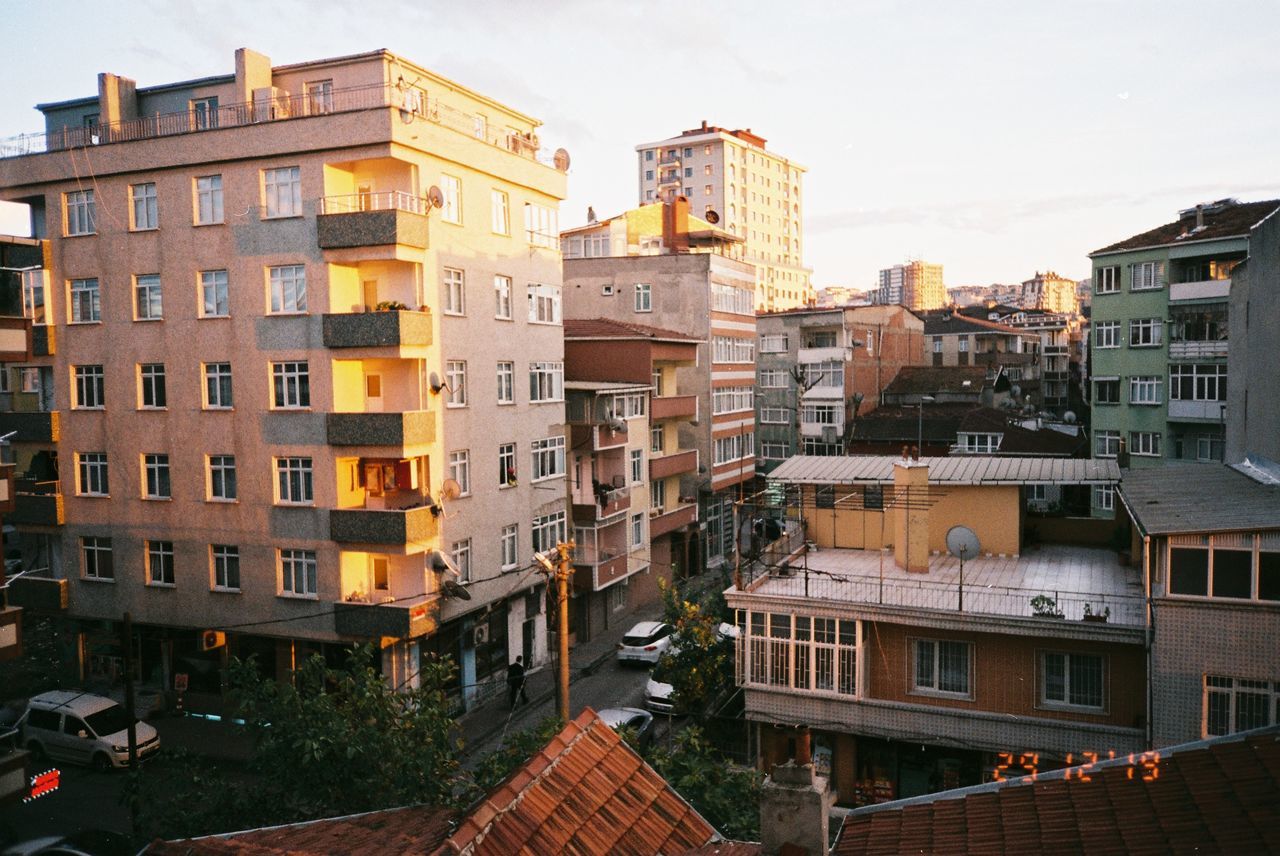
[877,260,944,312]
[754,305,925,471]
[960,302,1087,416]
[0,48,568,709]
[1225,203,1280,463]
[1020,270,1080,315]
[562,199,756,572]
[563,320,701,634]
[920,311,1042,412]
[635,123,812,311]
[1087,198,1280,498]
[725,454,1140,805]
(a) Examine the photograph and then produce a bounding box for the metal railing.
[0,82,558,167]
[319,191,432,215]
[1169,340,1229,358]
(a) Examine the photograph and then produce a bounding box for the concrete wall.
[1226,207,1280,463]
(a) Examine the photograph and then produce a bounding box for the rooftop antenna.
[946,525,981,612]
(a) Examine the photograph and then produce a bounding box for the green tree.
[656,579,735,718]
[466,716,565,799]
[648,726,762,841]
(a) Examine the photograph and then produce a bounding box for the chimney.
[1195,203,1205,230]
[893,458,930,573]
[662,196,691,254]
[587,206,597,224]
[234,48,272,104]
[97,73,139,126]
[701,120,709,132]
[759,734,833,856]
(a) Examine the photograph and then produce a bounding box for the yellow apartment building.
[0,48,568,709]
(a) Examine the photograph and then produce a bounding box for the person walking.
[507,655,529,710]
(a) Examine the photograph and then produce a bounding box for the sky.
[4,0,1279,289]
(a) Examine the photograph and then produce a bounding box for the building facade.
[1225,204,1280,464]
[0,48,569,709]
[1020,270,1080,315]
[877,261,944,312]
[635,123,812,311]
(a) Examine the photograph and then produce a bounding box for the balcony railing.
[322,309,432,349]
[1,82,559,167]
[1169,278,1231,302]
[11,478,63,526]
[650,449,698,480]
[650,503,698,539]
[334,594,438,639]
[650,395,697,421]
[326,411,435,447]
[574,488,631,523]
[0,411,59,444]
[329,504,439,545]
[320,191,433,215]
[1168,399,1226,421]
[1169,340,1228,359]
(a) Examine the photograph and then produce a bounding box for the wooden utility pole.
[555,541,573,722]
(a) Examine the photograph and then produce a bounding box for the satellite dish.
[441,478,463,500]
[705,209,720,224]
[1064,411,1077,424]
[429,372,444,393]
[608,417,626,433]
[946,525,980,561]
[442,580,472,600]
[427,549,457,576]
[427,186,445,209]
[553,148,571,172]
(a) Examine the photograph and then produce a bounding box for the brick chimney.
[760,729,833,856]
[662,195,691,254]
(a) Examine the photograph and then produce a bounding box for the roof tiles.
[563,317,703,342]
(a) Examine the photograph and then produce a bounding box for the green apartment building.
[1088,198,1280,514]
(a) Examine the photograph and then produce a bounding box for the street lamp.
[916,395,936,454]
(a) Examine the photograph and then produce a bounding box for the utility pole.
[121,612,140,837]
[538,541,575,722]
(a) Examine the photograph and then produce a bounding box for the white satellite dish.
[946,525,980,612]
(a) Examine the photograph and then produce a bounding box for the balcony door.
[365,373,384,412]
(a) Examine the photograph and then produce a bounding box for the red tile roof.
[833,728,1280,856]
[564,318,703,342]
[1091,198,1280,256]
[444,707,716,855]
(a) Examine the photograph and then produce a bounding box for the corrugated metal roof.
[767,455,1120,485]
[1118,463,1280,535]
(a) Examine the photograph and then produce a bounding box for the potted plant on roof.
[1031,594,1063,619]
[1082,603,1110,623]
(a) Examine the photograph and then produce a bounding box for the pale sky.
[5,0,1279,288]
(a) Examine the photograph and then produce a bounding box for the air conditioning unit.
[472,624,489,646]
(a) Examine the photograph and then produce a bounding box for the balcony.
[799,421,844,439]
[570,423,629,452]
[334,594,438,639]
[6,575,67,611]
[0,411,59,443]
[10,479,63,526]
[329,505,439,545]
[326,411,434,448]
[1043,345,1068,356]
[1169,278,1230,302]
[573,554,630,593]
[1168,400,1226,421]
[31,325,53,357]
[650,449,698,480]
[317,192,430,251]
[658,154,682,168]
[798,346,847,363]
[1169,340,1228,359]
[573,488,631,523]
[651,395,697,421]
[322,309,432,350]
[650,503,698,539]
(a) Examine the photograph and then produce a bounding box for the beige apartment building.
[636,123,813,311]
[877,260,945,311]
[0,48,568,709]
[1020,270,1080,315]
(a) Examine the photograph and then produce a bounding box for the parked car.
[19,690,160,770]
[616,621,673,665]
[643,658,678,715]
[596,707,654,749]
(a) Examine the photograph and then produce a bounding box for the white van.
[19,690,160,770]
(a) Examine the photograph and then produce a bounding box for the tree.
[656,579,735,719]
[648,726,762,841]
[466,716,565,800]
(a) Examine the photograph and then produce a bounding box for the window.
[69,278,100,323]
[271,361,310,408]
[529,361,563,402]
[1095,430,1120,458]
[630,449,643,484]
[65,190,96,235]
[527,283,561,324]
[191,97,218,130]
[139,363,167,409]
[634,283,652,312]
[704,184,713,196]
[1170,363,1228,402]
[645,169,654,180]
[447,539,473,584]
[532,510,567,554]
[501,524,519,570]
[268,265,307,313]
[1169,534,1280,601]
[200,270,229,317]
[494,275,512,319]
[631,513,644,548]
[958,432,1001,453]
[488,361,514,406]
[1094,321,1120,349]
[195,175,223,224]
[1129,318,1163,348]
[76,453,109,497]
[445,360,467,407]
[131,274,165,321]
[499,443,517,487]
[130,183,158,230]
[712,386,753,415]
[931,337,943,354]
[143,454,171,499]
[443,267,465,315]
[1130,431,1162,457]
[713,336,755,363]
[531,436,565,481]
[651,479,667,512]
[803,360,842,389]
[448,450,471,495]
[760,369,788,388]
[713,432,754,465]
[761,442,788,460]
[1129,376,1163,405]
[1204,676,1280,736]
[275,457,313,505]
[440,175,462,224]
[1042,652,1104,710]
[1093,484,1115,512]
[651,426,665,453]
[1094,266,1120,294]
[612,393,646,419]
[1130,260,1163,291]
[524,204,558,247]
[645,150,654,162]
[208,455,237,501]
[304,79,333,113]
[212,545,240,591]
[760,407,789,424]
[82,536,113,581]
[21,270,48,324]
[912,639,971,696]
[491,190,509,234]
[73,365,105,408]
[20,367,39,395]
[279,549,317,598]
[204,362,233,409]
[1094,379,1120,405]
[760,334,788,353]
[1197,435,1225,462]
[147,541,175,586]
[263,166,302,218]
